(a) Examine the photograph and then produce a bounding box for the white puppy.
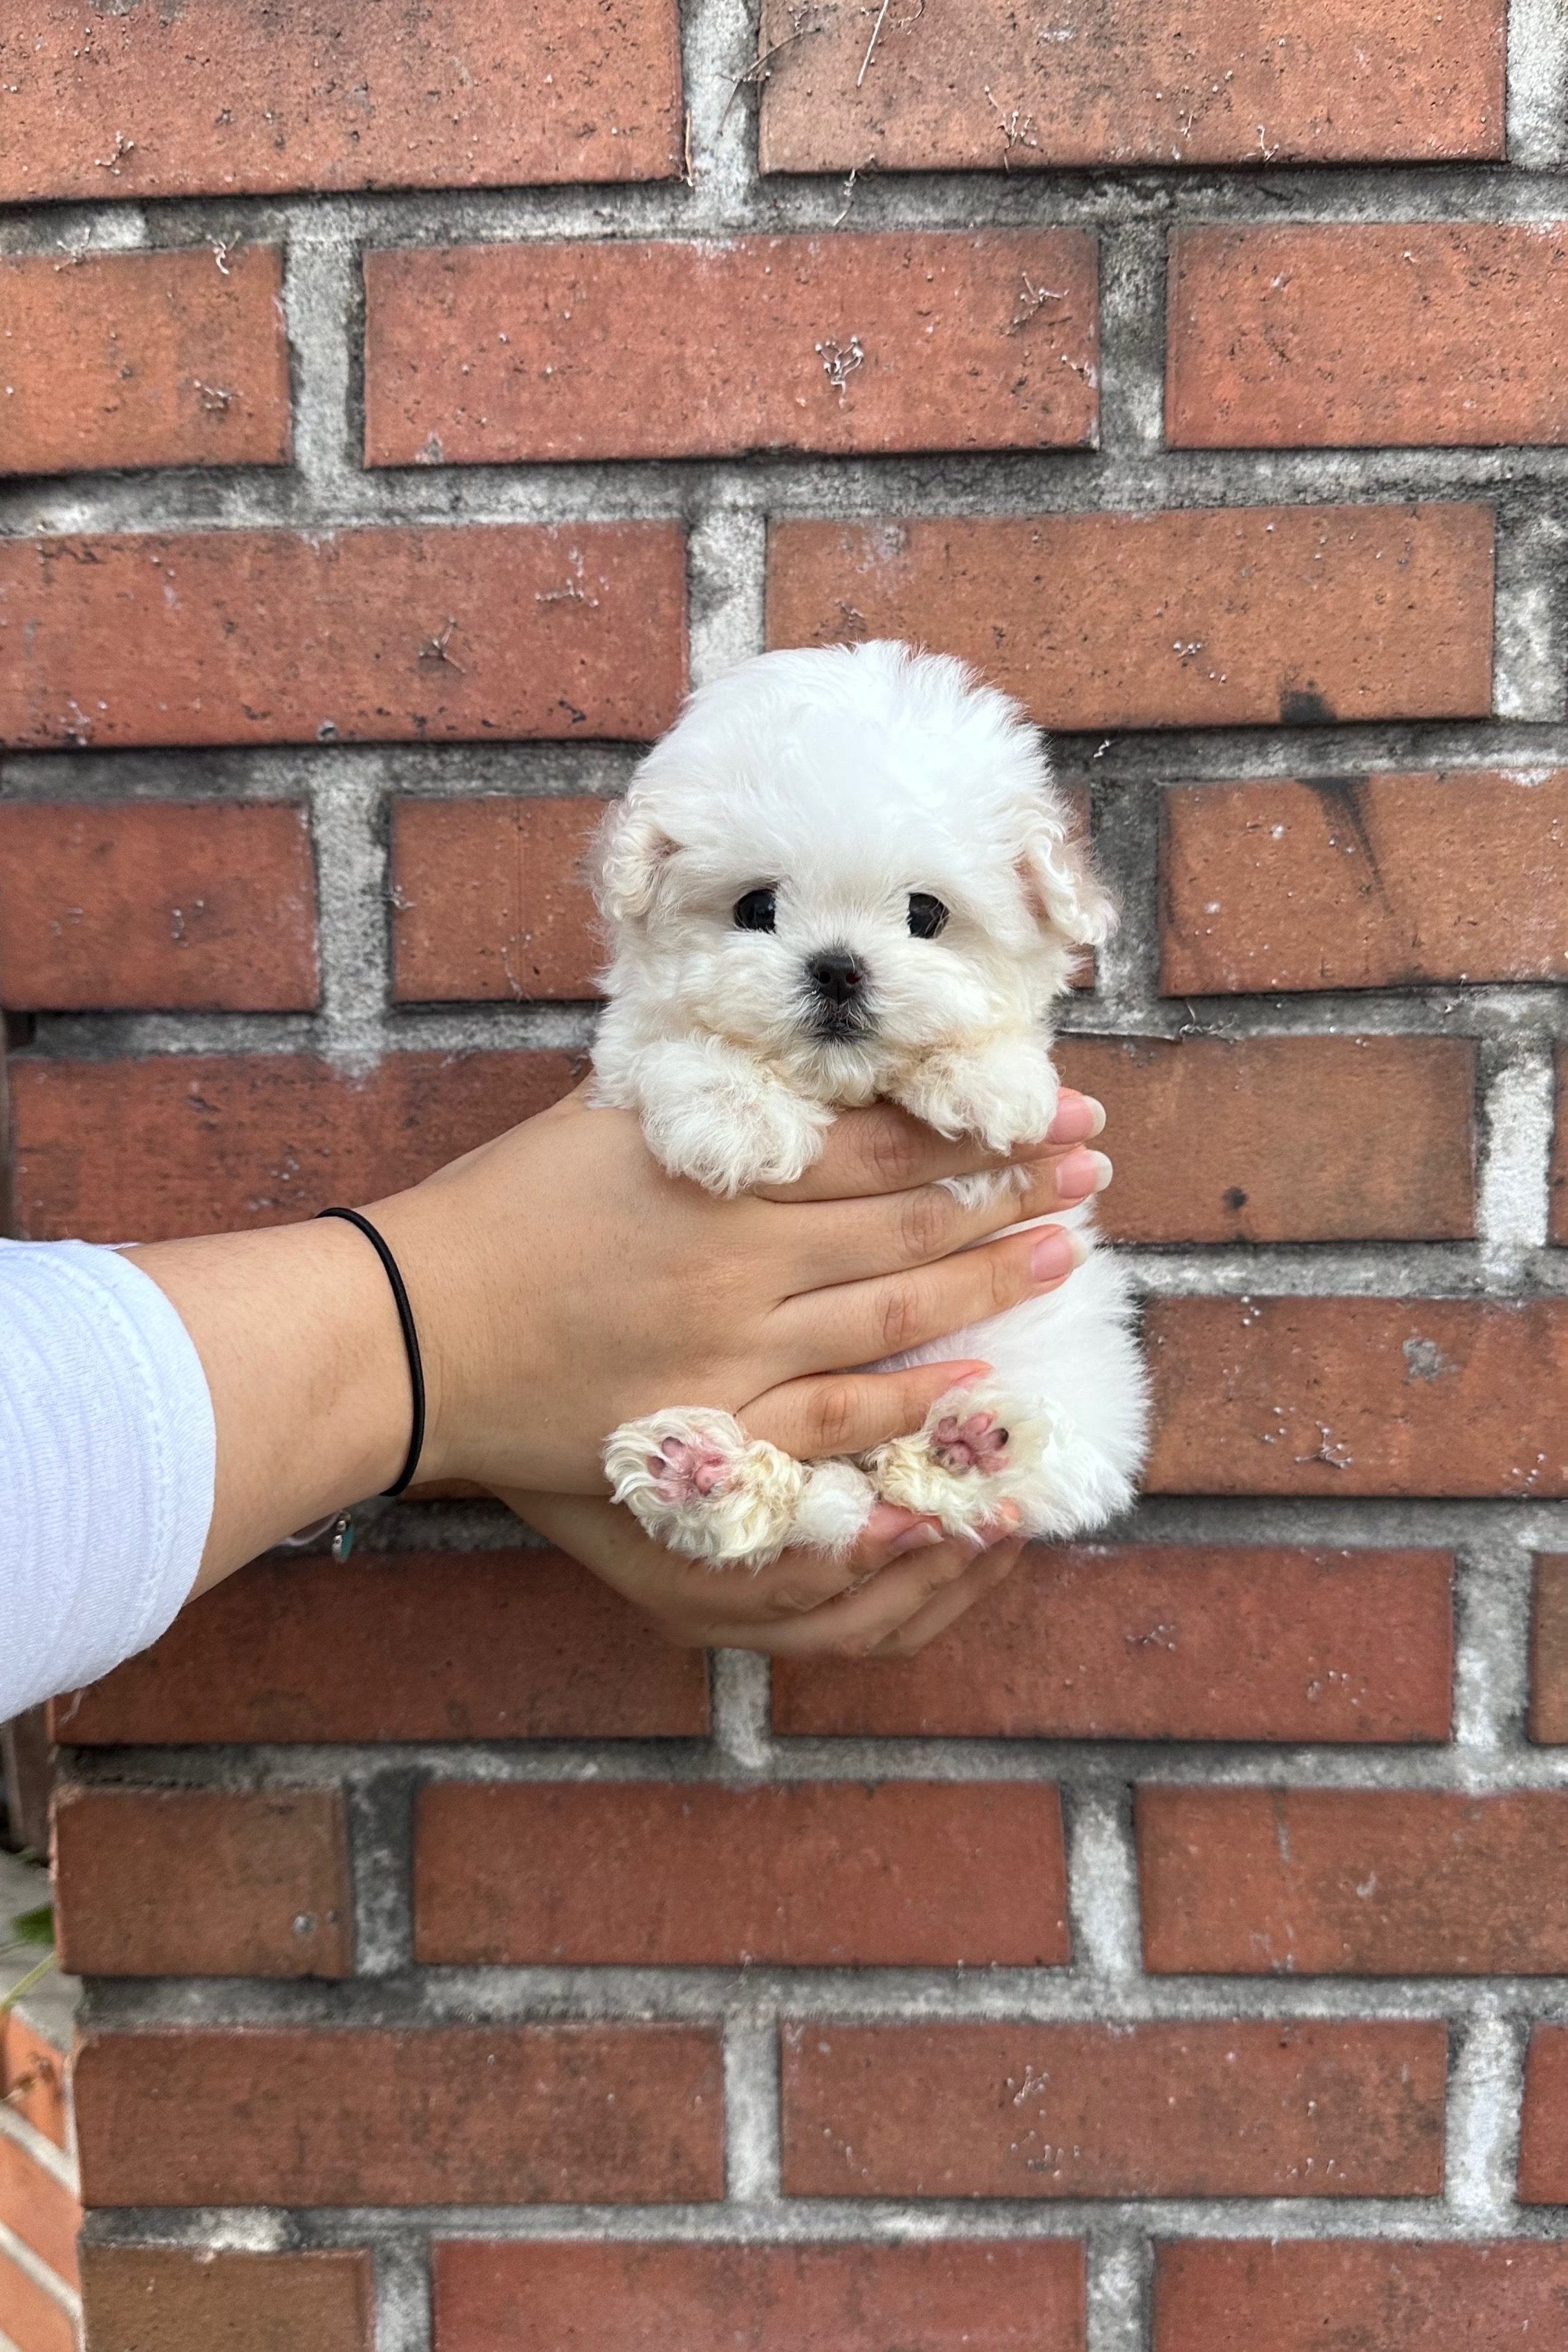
[592,640,1148,1569]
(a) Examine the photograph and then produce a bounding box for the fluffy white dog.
[593,640,1148,1569]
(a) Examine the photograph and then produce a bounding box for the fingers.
[740,1359,993,1460]
[503,1482,949,1641]
[504,1484,1024,1661]
[778,1216,1088,1378]
[758,1090,1105,1203]
[749,1528,1023,1659]
[866,1535,1027,1656]
[776,1137,1112,1291]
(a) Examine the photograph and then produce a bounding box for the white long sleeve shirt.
[0,1240,215,1720]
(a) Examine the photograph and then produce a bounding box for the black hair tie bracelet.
[316,1206,427,1496]
[281,1207,427,1564]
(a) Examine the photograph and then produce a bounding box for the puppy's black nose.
[805,950,866,1006]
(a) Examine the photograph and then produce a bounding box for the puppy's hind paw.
[865,1385,1049,1540]
[604,1406,808,1570]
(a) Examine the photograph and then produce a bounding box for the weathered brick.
[1161,772,1568,993]
[758,0,1504,171]
[364,232,1098,465]
[1168,225,1568,447]
[73,2027,723,2207]
[0,2130,78,2288]
[0,801,318,1012]
[1146,1299,1568,1496]
[766,507,1493,731]
[0,524,686,749]
[53,1787,352,1979]
[81,2248,373,2352]
[10,1049,577,1242]
[1154,2240,1568,2351]
[1522,2030,1568,2202]
[0,0,682,199]
[391,796,606,1002]
[52,1550,706,1745]
[1,2016,69,2153]
[1139,1789,1568,1975]
[433,2240,1088,2352]
[415,1783,1068,1966]
[1058,1035,1474,1242]
[1531,1556,1568,1742]
[0,246,290,478]
[0,2241,76,2352]
[781,2021,1446,2198]
[774,1547,1453,1743]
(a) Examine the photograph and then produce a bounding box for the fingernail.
[1047,1092,1105,1144]
[864,1503,944,1557]
[886,1521,945,1558]
[1030,1225,1088,1284]
[1054,1148,1114,1201]
[943,1359,994,1390]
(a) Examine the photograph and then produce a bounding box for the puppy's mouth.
[804,1002,877,1045]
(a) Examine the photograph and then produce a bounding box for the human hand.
[373,1080,1110,1497]
[133,1080,1107,1587]
[504,1487,1027,1659]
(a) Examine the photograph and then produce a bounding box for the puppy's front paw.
[895,1044,1059,1156]
[605,1406,808,1569]
[644,1079,832,1195]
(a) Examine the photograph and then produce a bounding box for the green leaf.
[8,1905,53,1948]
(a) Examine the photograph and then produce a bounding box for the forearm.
[128,1217,412,1593]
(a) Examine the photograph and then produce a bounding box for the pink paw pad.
[931,1410,1010,1476]
[650,1434,733,1504]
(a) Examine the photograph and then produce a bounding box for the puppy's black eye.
[734,887,777,933]
[907,892,949,940]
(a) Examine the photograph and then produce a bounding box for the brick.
[781,2021,1445,2198]
[1168,225,1568,449]
[758,0,1504,170]
[1161,772,1568,993]
[0,246,289,478]
[415,1782,1068,1966]
[10,1049,577,1242]
[775,1546,1453,1743]
[1146,1298,1568,1497]
[1154,2240,1568,2351]
[433,2239,1088,2352]
[0,524,685,750]
[73,2026,722,2207]
[766,507,1493,731]
[53,1550,705,1745]
[1531,1556,1568,1741]
[1,2018,69,2153]
[1058,1035,1474,1242]
[0,2241,76,2352]
[0,801,318,1012]
[1139,1789,1568,1975]
[364,232,1098,465]
[391,797,606,1002]
[53,1787,352,1979]
[81,2248,372,2352]
[1520,2028,1568,2201]
[0,2130,78,2288]
[0,1,682,199]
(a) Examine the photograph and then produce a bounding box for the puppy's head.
[595,641,1111,1090]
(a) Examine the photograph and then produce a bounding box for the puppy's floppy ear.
[593,792,679,927]
[1017,803,1117,949]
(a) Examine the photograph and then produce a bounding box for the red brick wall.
[3,0,1567,2346]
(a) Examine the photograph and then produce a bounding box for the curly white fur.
[592,641,1149,1569]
